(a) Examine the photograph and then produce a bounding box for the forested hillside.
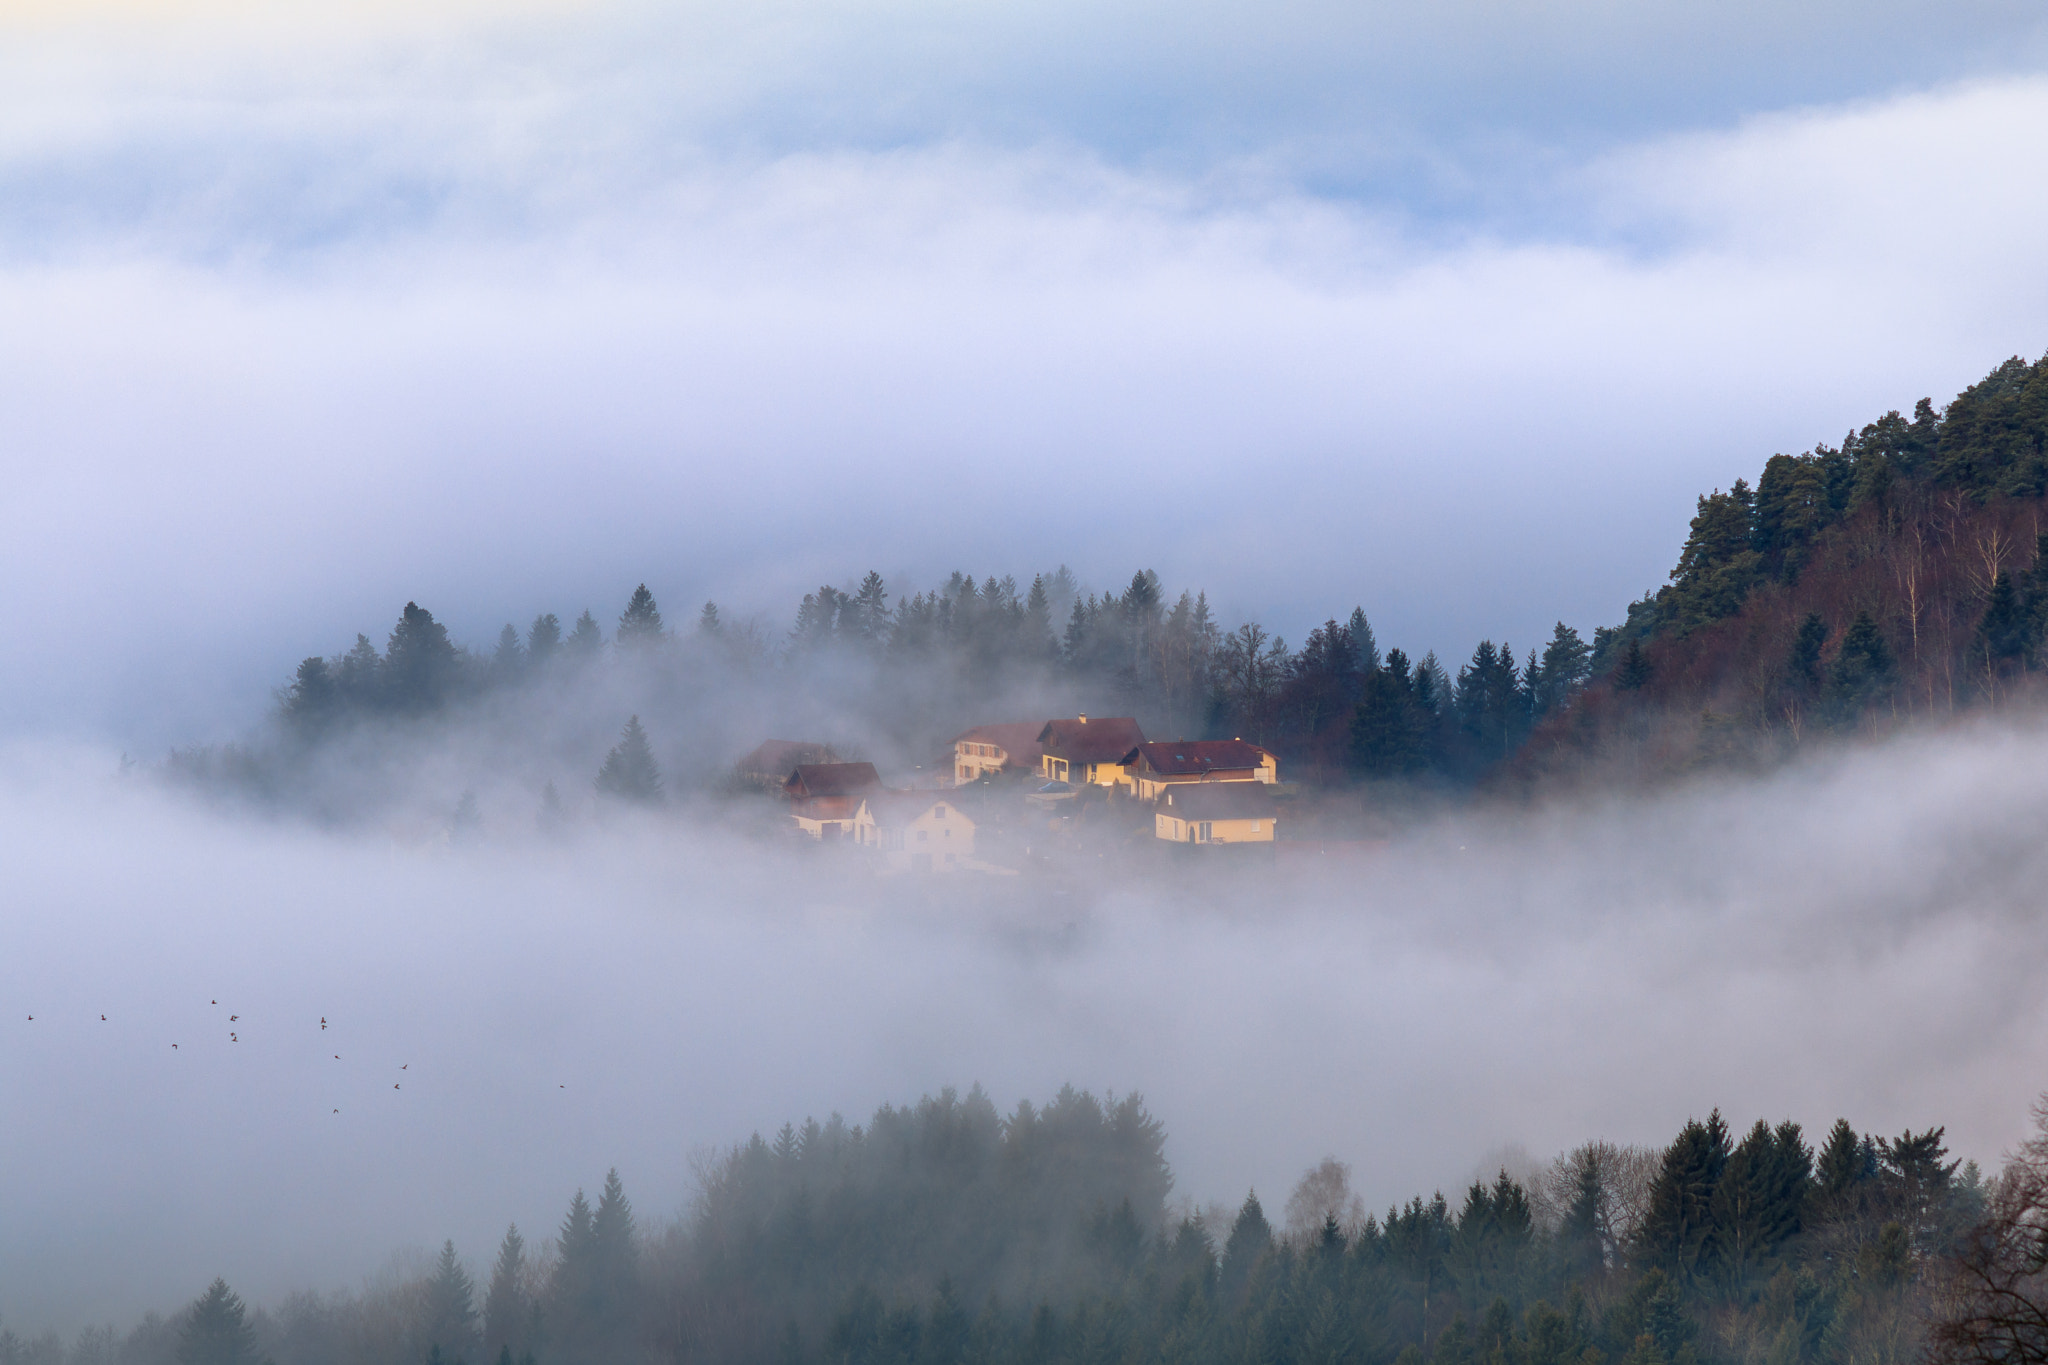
[1521,353,2048,784]
[13,1084,2031,1365]
[170,350,2048,817]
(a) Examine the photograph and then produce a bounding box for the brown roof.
[737,739,840,776]
[1036,716,1146,766]
[1123,740,1272,778]
[949,722,1046,767]
[1159,784,1278,821]
[790,795,861,822]
[859,791,976,829]
[784,762,881,799]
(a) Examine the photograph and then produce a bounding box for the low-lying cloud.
[4,718,2044,1333]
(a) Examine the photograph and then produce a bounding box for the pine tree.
[384,601,461,711]
[1536,623,1592,714]
[565,610,604,662]
[1349,607,1382,676]
[1975,570,2027,668]
[489,625,525,686]
[336,633,384,709]
[594,716,664,805]
[175,1279,257,1365]
[1559,1151,1608,1282]
[282,656,341,737]
[1787,613,1828,690]
[1220,1191,1273,1304]
[419,1240,480,1363]
[1636,1112,1731,1278]
[526,614,562,669]
[482,1225,529,1361]
[1352,652,1424,778]
[698,601,722,636]
[591,1168,639,1320]
[1829,611,1894,715]
[617,584,664,647]
[1615,637,1653,691]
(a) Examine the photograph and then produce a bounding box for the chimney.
[1078,713,1087,723]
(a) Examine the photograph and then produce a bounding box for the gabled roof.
[1159,783,1279,821]
[858,791,976,829]
[948,722,1047,766]
[790,795,861,822]
[1036,716,1146,765]
[738,739,839,775]
[1123,739,1272,778]
[784,762,882,799]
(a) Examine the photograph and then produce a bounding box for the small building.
[854,791,977,871]
[948,722,1047,785]
[1155,783,1278,844]
[736,739,841,791]
[784,762,882,840]
[1036,715,1146,789]
[1121,739,1277,801]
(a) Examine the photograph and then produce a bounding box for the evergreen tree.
[1024,576,1056,659]
[565,610,604,662]
[1349,607,1382,676]
[590,1168,640,1327]
[1636,1112,1731,1279]
[1559,1151,1609,1282]
[595,716,664,805]
[698,601,722,635]
[336,633,383,709]
[849,572,890,650]
[175,1279,257,1365]
[282,656,341,737]
[1975,570,2027,669]
[1351,650,1424,778]
[526,614,562,669]
[419,1240,480,1363]
[1829,611,1894,714]
[1787,613,1828,690]
[617,584,664,647]
[1614,637,1653,692]
[1535,623,1592,715]
[482,1225,529,1361]
[489,625,525,686]
[1220,1191,1273,1305]
[384,601,461,712]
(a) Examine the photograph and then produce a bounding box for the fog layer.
[3,720,2043,1332]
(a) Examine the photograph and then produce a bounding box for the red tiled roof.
[1036,717,1145,765]
[1123,740,1272,778]
[948,722,1046,767]
[784,762,881,798]
[791,795,861,822]
[1158,784,1278,820]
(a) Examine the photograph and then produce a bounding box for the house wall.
[954,741,1010,784]
[1152,812,1276,844]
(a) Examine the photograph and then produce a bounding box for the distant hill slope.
[1520,352,2048,784]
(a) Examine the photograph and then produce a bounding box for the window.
[1251,820,1261,833]
[1198,822,1212,842]
[917,830,928,843]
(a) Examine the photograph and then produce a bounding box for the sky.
[5,0,2048,745]
[6,0,2048,1334]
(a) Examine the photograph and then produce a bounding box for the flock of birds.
[21,1003,571,1105]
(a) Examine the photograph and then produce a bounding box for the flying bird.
[172,1044,178,1049]
[394,1083,400,1090]
[101,1014,106,1021]
[401,1064,407,1070]
[332,1109,339,1114]
[230,1015,238,1022]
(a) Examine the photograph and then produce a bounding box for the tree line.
[15,1086,2036,1365]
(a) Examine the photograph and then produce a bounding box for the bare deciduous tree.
[1931,1094,2048,1365]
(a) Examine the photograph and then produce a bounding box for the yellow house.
[948,722,1046,785]
[853,792,976,871]
[1036,716,1146,789]
[1154,783,1278,844]
[1121,739,1277,801]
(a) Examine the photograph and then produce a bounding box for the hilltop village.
[734,716,1319,875]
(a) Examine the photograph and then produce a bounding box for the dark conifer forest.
[10,1086,2043,1365]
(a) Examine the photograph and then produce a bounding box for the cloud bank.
[4,717,2046,1332]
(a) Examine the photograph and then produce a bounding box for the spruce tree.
[175,1279,257,1365]
[1829,612,1894,715]
[419,1240,479,1363]
[1636,1112,1730,1278]
[1220,1191,1273,1304]
[482,1225,529,1361]
[594,717,664,805]
[617,584,664,647]
[1787,613,1828,690]
[1615,637,1653,692]
[1349,607,1382,676]
[564,610,604,662]
[282,656,341,737]
[591,1168,639,1325]
[1975,570,2027,668]
[384,601,461,712]
[1559,1151,1608,1281]
[526,614,562,669]
[697,601,722,635]
[489,625,525,687]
